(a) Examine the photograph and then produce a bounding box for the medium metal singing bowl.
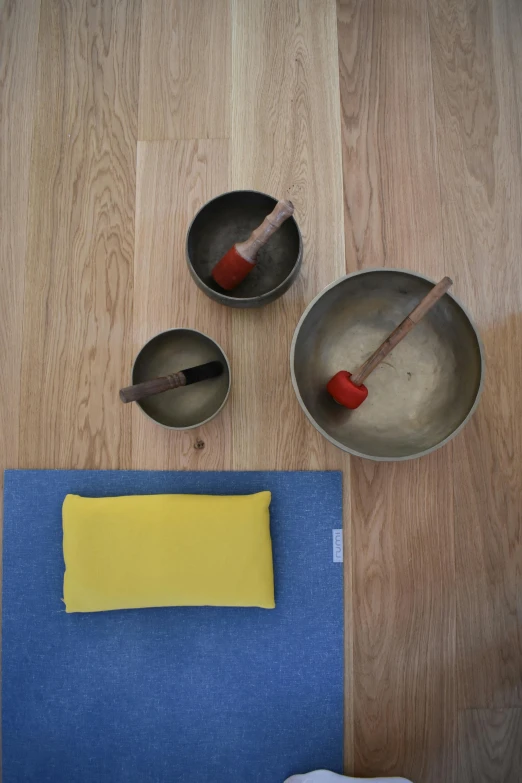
[291,269,484,461]
[132,329,231,429]
[186,190,302,308]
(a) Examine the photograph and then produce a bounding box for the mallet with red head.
[327,277,453,409]
[211,199,294,291]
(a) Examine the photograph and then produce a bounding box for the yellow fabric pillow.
[63,492,274,613]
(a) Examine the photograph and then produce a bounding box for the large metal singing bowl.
[291,269,484,461]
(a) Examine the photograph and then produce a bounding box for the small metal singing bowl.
[132,329,231,429]
[186,190,302,308]
[291,269,484,461]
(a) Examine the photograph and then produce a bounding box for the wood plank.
[229,0,352,768]
[507,0,522,122]
[139,0,230,140]
[505,49,522,720]
[131,140,232,470]
[428,0,522,710]
[349,455,456,781]
[229,0,345,470]
[0,0,40,483]
[458,708,522,782]
[337,1,456,780]
[19,0,140,470]
[488,0,522,712]
[0,0,41,758]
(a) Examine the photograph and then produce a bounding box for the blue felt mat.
[2,470,344,783]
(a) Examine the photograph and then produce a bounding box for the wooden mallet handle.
[350,276,453,386]
[235,199,294,262]
[120,373,187,403]
[119,361,223,404]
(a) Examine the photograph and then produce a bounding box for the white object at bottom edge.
[285,772,412,783]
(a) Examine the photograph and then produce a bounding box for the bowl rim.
[132,327,232,430]
[185,189,303,304]
[290,267,485,461]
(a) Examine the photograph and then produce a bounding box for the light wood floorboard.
[19,0,140,470]
[428,0,522,713]
[337,1,456,779]
[132,139,233,470]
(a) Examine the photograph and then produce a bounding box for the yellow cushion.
[63,492,274,613]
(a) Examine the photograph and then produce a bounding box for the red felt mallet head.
[211,248,256,291]
[327,371,368,409]
[211,200,294,291]
[326,277,453,410]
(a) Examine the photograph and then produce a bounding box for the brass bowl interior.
[292,270,483,460]
[133,329,230,429]
[186,190,301,307]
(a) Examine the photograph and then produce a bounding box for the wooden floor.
[1,0,521,780]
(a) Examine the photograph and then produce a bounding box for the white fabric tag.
[332,529,343,563]
[285,772,413,783]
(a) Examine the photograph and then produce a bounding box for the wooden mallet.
[327,277,453,409]
[211,199,294,290]
[120,361,223,404]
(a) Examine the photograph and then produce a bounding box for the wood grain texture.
[338,1,456,780]
[230,0,353,766]
[139,0,230,140]
[350,454,455,781]
[0,0,40,492]
[458,708,522,782]
[19,0,140,469]
[230,0,346,470]
[132,140,232,470]
[428,0,522,711]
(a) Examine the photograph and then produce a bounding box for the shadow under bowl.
[186,190,302,308]
[291,269,484,461]
[132,329,231,429]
